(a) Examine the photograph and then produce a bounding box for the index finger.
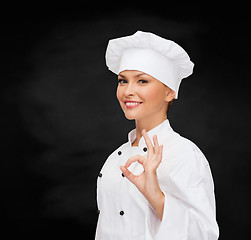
[142,129,154,155]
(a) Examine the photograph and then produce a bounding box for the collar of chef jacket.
[127,119,172,148]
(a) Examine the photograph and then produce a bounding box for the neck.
[132,115,167,147]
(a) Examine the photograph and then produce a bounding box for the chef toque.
[105,30,194,99]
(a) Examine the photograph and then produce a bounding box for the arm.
[121,131,219,239]
[147,148,219,240]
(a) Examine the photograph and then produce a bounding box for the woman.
[95,31,219,240]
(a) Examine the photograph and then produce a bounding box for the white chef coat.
[95,119,219,240]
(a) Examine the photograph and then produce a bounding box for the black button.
[97,209,100,214]
[121,173,125,177]
[120,211,124,216]
[143,147,147,152]
[98,173,102,178]
[118,151,122,155]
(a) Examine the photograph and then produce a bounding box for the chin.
[124,112,146,121]
[123,111,142,120]
[122,107,145,121]
[124,114,136,120]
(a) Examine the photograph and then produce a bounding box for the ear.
[165,88,176,102]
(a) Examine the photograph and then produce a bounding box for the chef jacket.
[95,119,219,240]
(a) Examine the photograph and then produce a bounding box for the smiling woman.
[117,70,175,128]
[95,31,219,240]
[118,71,175,118]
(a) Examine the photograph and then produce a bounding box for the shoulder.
[107,141,130,158]
[102,141,129,165]
[163,129,207,161]
[159,132,213,192]
[160,130,210,179]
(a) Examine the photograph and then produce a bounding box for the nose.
[124,82,135,96]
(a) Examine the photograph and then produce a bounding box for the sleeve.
[144,146,219,240]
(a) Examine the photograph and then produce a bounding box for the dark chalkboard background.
[1,5,250,239]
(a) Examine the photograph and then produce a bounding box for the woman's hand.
[120,129,165,220]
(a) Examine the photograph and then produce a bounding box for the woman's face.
[116,70,175,121]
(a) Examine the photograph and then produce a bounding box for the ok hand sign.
[120,129,165,220]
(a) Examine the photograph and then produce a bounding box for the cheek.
[116,86,124,103]
[116,87,121,100]
[142,86,164,104]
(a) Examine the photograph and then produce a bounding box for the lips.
[124,100,143,108]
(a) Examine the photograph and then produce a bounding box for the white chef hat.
[105,30,194,99]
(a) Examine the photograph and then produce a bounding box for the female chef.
[95,31,219,240]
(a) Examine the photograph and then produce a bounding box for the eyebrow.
[118,72,148,78]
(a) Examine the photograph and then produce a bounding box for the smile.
[124,101,143,108]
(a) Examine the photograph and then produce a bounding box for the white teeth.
[125,102,141,106]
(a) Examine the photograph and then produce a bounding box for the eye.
[118,79,127,84]
[138,79,148,84]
